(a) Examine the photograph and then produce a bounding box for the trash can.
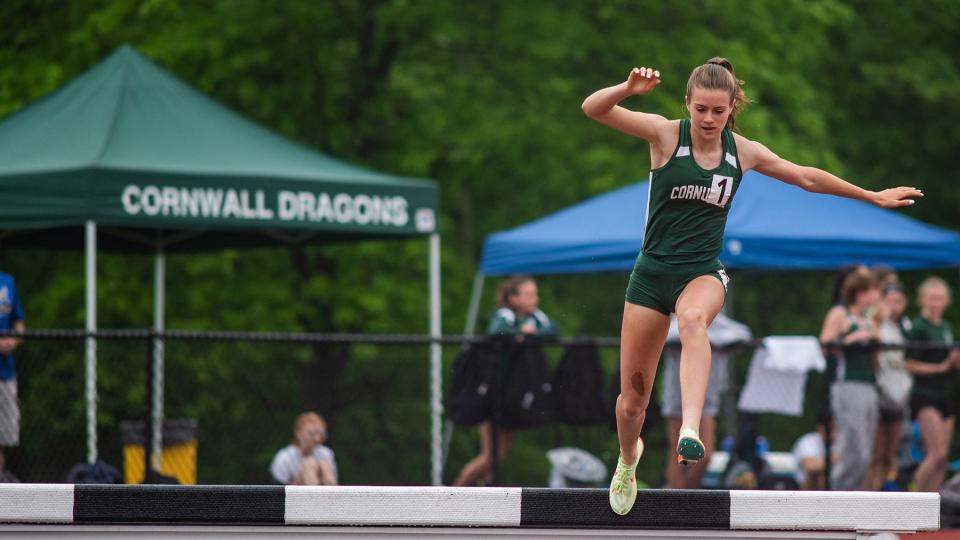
[546,447,607,488]
[120,419,198,485]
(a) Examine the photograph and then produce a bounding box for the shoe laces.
[612,458,635,494]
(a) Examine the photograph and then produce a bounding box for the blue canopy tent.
[467,171,960,331]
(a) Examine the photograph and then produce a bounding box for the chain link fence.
[1,330,941,488]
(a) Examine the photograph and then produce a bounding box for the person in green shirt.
[453,276,557,486]
[819,267,881,490]
[906,277,960,492]
[582,58,922,515]
[485,276,558,338]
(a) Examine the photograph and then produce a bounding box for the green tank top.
[642,119,742,265]
[840,312,876,383]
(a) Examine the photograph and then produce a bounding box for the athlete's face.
[686,87,733,141]
[509,281,539,317]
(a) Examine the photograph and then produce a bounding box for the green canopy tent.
[0,45,443,484]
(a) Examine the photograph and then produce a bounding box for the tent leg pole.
[152,249,166,472]
[441,271,484,479]
[721,278,735,443]
[464,271,485,337]
[85,221,98,465]
[429,233,443,485]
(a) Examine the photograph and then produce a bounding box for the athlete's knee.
[677,307,707,338]
[617,393,648,421]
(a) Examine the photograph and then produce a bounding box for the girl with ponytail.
[581,58,922,515]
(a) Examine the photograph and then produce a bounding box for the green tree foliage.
[0,0,958,485]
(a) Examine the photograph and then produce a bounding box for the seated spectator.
[792,413,837,490]
[270,412,338,485]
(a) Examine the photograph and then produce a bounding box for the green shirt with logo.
[642,119,743,265]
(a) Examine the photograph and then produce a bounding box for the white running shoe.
[609,437,644,516]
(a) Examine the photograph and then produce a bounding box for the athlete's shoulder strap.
[679,118,691,146]
[721,126,741,173]
[674,118,691,158]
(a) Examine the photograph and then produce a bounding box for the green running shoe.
[676,427,705,467]
[609,437,644,515]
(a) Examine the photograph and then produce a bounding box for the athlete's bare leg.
[616,302,671,465]
[674,277,725,440]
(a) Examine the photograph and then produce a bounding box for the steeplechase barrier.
[0,484,939,539]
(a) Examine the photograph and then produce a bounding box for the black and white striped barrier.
[0,484,939,535]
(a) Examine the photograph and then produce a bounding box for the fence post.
[143,332,155,483]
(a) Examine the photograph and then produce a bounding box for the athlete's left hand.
[871,186,923,208]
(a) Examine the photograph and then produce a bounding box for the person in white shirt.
[866,282,912,490]
[792,413,836,490]
[270,412,338,485]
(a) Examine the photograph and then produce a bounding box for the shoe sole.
[676,436,704,468]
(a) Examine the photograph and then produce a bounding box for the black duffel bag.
[445,343,497,426]
[499,340,555,429]
[553,343,609,425]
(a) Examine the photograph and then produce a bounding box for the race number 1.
[709,174,733,208]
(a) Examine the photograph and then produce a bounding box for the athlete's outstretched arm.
[737,136,923,208]
[581,67,671,143]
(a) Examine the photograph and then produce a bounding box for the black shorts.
[878,403,906,424]
[877,391,907,424]
[910,394,954,420]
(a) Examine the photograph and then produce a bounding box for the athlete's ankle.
[619,437,644,467]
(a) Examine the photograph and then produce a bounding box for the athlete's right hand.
[626,66,661,95]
